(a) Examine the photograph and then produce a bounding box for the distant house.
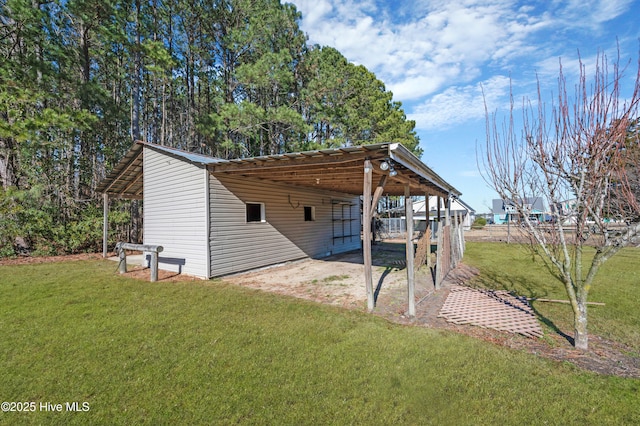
[552,199,577,216]
[375,196,475,236]
[413,196,476,230]
[98,141,460,279]
[491,197,545,224]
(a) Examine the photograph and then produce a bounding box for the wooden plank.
[405,185,415,317]
[363,160,374,312]
[102,193,109,258]
[370,174,388,213]
[527,298,606,306]
[434,224,443,289]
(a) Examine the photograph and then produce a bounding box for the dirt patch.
[465,224,532,243]
[0,252,105,266]
[118,265,202,282]
[223,243,423,310]
[0,252,201,283]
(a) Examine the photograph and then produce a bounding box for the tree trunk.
[132,0,142,141]
[573,294,589,350]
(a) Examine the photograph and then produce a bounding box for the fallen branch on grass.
[527,298,605,306]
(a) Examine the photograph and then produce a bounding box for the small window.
[304,206,315,221]
[246,202,265,222]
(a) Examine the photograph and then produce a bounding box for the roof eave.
[388,143,461,197]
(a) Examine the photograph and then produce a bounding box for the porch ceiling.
[208,143,460,198]
[97,141,461,199]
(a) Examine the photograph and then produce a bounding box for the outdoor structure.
[97,141,460,315]
[414,196,476,231]
[377,195,475,236]
[491,197,545,224]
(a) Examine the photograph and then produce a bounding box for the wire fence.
[378,217,465,288]
[378,218,443,239]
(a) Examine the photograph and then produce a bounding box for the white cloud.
[290,0,551,100]
[408,76,512,131]
[288,0,638,132]
[558,0,633,29]
[458,169,482,178]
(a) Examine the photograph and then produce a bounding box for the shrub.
[472,217,487,229]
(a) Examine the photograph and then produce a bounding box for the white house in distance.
[98,141,461,280]
[378,196,475,234]
[413,196,476,230]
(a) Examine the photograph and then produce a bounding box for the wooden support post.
[370,174,388,243]
[150,251,159,282]
[103,193,109,258]
[371,175,388,212]
[435,224,443,290]
[363,160,374,312]
[405,185,415,317]
[457,210,464,256]
[425,192,431,267]
[118,246,127,274]
[445,195,451,226]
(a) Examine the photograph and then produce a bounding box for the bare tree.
[481,48,640,350]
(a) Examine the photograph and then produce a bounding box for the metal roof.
[97,141,461,199]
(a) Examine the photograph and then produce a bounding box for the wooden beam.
[121,170,143,194]
[363,160,374,312]
[370,174,388,214]
[405,185,415,317]
[102,193,109,258]
[222,164,364,178]
[526,298,606,306]
[102,146,143,194]
[425,192,431,268]
[435,223,443,290]
[210,153,383,173]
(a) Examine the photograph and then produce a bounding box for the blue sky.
[288,0,640,213]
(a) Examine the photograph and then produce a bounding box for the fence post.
[435,225,443,289]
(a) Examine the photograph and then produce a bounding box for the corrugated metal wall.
[209,175,361,277]
[143,148,209,277]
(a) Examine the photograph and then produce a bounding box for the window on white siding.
[246,202,265,222]
[304,206,315,221]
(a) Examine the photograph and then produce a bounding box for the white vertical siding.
[209,175,361,277]
[143,147,208,277]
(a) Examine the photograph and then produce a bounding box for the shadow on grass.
[473,269,574,346]
[373,261,408,306]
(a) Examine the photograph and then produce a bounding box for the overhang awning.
[96,143,144,199]
[208,143,460,198]
[97,141,461,199]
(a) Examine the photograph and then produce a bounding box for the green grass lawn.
[1,259,639,425]
[464,242,640,352]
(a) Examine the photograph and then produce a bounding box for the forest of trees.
[0,0,421,256]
